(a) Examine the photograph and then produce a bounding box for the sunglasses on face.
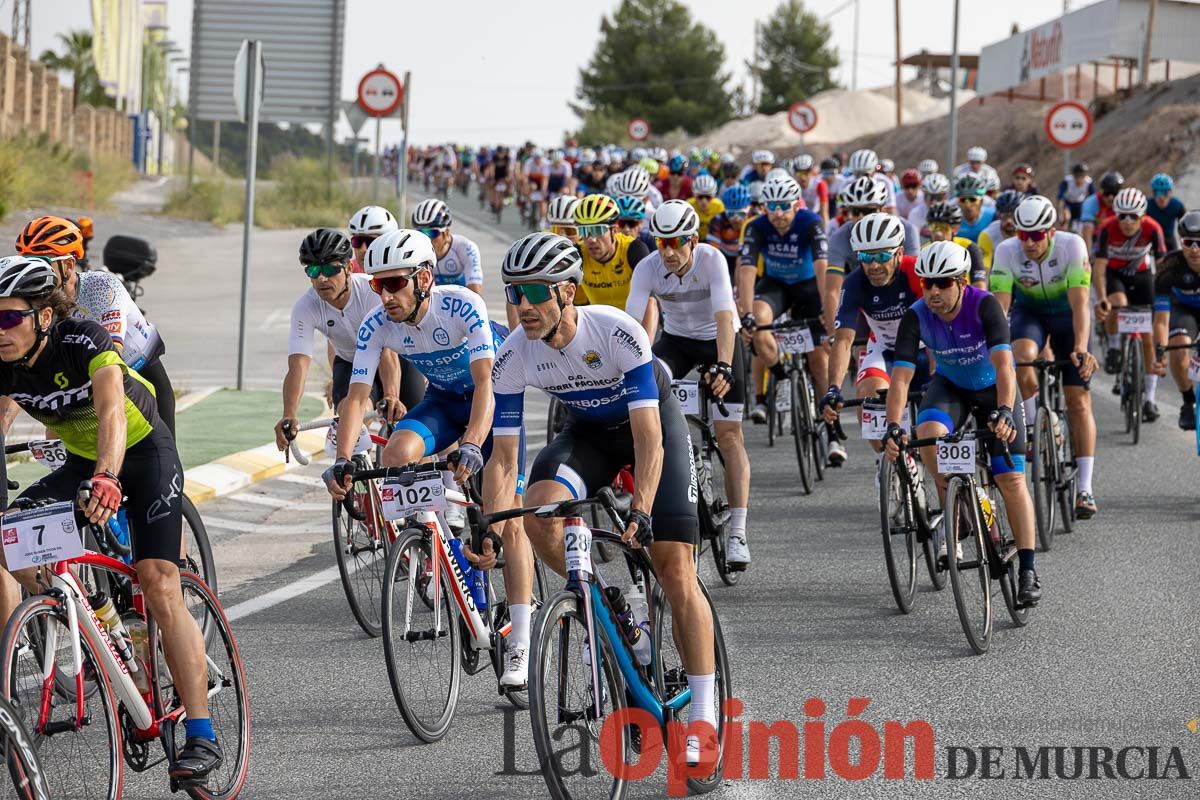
[304,263,343,279]
[579,224,611,239]
[369,272,419,294]
[920,276,958,290]
[1017,229,1049,242]
[0,308,35,330]
[766,202,793,213]
[695,194,714,201]
[957,197,982,205]
[1117,213,1141,222]
[842,207,871,218]
[656,235,692,250]
[351,235,376,249]
[857,250,896,264]
[419,227,445,240]
[726,210,747,219]
[551,225,578,237]
[504,283,557,305]
[929,223,956,234]
[1182,238,1200,249]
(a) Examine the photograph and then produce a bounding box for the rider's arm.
[281,354,312,420]
[334,383,371,462]
[91,364,128,477]
[482,433,519,519]
[487,340,526,514]
[980,294,1017,410]
[967,242,988,289]
[817,180,830,225]
[376,349,401,402]
[1065,248,1093,353]
[989,253,1014,314]
[624,260,656,339]
[0,397,19,435]
[708,253,737,364]
[628,406,664,517]
[826,327,855,391]
[336,311,387,460]
[736,223,764,316]
[465,239,484,297]
[462,358,495,448]
[888,308,922,424]
[808,216,830,298]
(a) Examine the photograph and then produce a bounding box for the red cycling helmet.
[1012,163,1034,177]
[900,168,922,189]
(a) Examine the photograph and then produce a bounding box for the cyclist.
[1093,187,1168,419]
[792,154,830,224]
[15,216,177,433]
[1008,163,1039,196]
[657,154,694,201]
[737,175,831,434]
[688,174,725,241]
[410,199,483,295]
[1056,162,1094,233]
[546,194,580,245]
[486,145,513,216]
[1080,170,1124,252]
[1147,173,1187,251]
[740,150,776,185]
[547,148,575,199]
[0,256,224,782]
[488,231,718,763]
[347,205,399,273]
[708,185,752,275]
[821,214,929,459]
[882,241,1042,606]
[923,201,988,288]
[627,201,751,567]
[572,193,651,309]
[834,149,895,211]
[990,195,1100,518]
[952,145,1000,190]
[895,169,924,220]
[323,229,529,685]
[953,173,995,242]
[917,158,939,178]
[909,172,951,241]
[1153,210,1200,430]
[614,165,660,214]
[615,196,654,251]
[275,228,407,451]
[978,189,1024,269]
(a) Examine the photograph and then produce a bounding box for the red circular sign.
[1044,101,1092,149]
[627,117,650,141]
[787,101,818,134]
[357,67,404,117]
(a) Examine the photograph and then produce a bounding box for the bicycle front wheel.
[878,457,917,613]
[1,595,122,800]
[181,494,218,596]
[1056,406,1077,533]
[988,489,1031,629]
[1130,337,1144,445]
[381,528,461,743]
[529,591,629,800]
[0,693,51,800]
[790,371,814,494]
[332,494,389,638]
[945,478,993,655]
[1030,406,1056,552]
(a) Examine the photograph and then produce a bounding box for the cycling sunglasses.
[504,283,557,305]
[369,273,419,294]
[929,223,956,234]
[765,201,793,213]
[656,235,693,250]
[857,250,896,264]
[920,276,958,290]
[0,308,35,330]
[419,227,445,240]
[350,235,376,249]
[1181,238,1200,249]
[842,207,874,218]
[726,209,748,218]
[1017,229,1049,242]
[578,224,612,239]
[303,263,343,279]
[957,196,982,205]
[1117,213,1141,222]
[551,225,578,237]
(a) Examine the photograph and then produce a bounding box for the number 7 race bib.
[1,502,83,570]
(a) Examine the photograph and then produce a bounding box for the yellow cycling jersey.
[978,229,1010,268]
[687,196,725,241]
[577,233,639,308]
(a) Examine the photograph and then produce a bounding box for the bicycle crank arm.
[41,716,91,736]
[404,629,448,642]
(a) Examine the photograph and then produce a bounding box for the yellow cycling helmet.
[573,194,620,226]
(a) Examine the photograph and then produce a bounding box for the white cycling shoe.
[725,535,750,568]
[500,643,529,688]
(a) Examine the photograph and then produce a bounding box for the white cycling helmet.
[615,167,652,198]
[766,167,791,182]
[630,147,648,162]
[362,229,436,275]
[605,173,623,195]
[849,148,879,175]
[982,171,1001,194]
[850,213,906,252]
[578,148,596,165]
[751,149,776,165]
[648,199,701,238]
[348,205,399,236]
[917,158,939,176]
[411,198,451,228]
[915,240,971,278]
[921,173,950,196]
[546,195,580,226]
[760,175,802,203]
[652,147,669,163]
[692,174,718,197]
[880,158,895,174]
[966,146,988,163]
[1113,187,1147,216]
[748,181,766,203]
[841,175,887,208]
[1012,195,1057,231]
[792,154,815,173]
[501,232,583,285]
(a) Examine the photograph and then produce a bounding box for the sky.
[19,0,1099,146]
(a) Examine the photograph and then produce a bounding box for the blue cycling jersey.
[956,205,996,243]
[893,285,1012,391]
[740,210,828,284]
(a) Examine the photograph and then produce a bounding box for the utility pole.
[752,20,761,111]
[1141,0,1159,85]
[894,0,902,127]
[947,0,961,176]
[851,0,860,91]
[12,0,30,51]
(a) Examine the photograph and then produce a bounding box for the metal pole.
[1141,0,1159,85]
[851,0,860,91]
[372,115,382,201]
[236,41,261,392]
[326,0,343,201]
[213,120,221,173]
[946,0,960,177]
[1062,1,1071,178]
[398,71,411,219]
[894,0,902,128]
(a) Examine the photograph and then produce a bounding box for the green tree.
[573,0,732,136]
[749,0,839,114]
[39,30,112,108]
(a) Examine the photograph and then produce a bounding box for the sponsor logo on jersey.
[352,367,368,376]
[433,327,451,346]
[440,295,486,333]
[583,350,603,370]
[101,310,120,322]
[611,328,643,358]
[53,372,68,389]
[62,333,98,350]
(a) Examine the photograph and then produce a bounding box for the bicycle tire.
[182,494,218,595]
[790,370,814,494]
[0,693,51,800]
[988,489,1031,628]
[331,494,389,638]
[1056,405,1077,533]
[913,455,947,591]
[153,573,251,800]
[878,457,917,613]
[490,553,550,710]
[766,374,777,447]
[381,528,461,743]
[1030,406,1056,552]
[528,591,629,800]
[690,421,737,586]
[1,595,122,800]
[945,478,992,655]
[1130,338,1144,445]
[805,370,826,482]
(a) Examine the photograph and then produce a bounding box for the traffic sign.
[627,117,650,141]
[1044,101,1092,149]
[787,101,818,134]
[232,39,264,124]
[357,66,404,117]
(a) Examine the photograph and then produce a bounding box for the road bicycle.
[895,427,1031,655]
[0,434,249,798]
[1156,340,1200,455]
[1015,358,1079,550]
[345,460,548,743]
[0,692,50,800]
[761,318,827,494]
[1110,305,1153,444]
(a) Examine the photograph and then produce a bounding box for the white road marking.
[202,516,327,535]
[226,492,328,511]
[225,562,359,622]
[278,474,326,488]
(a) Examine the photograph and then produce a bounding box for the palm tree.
[39,30,110,108]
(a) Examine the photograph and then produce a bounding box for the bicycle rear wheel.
[181,495,217,596]
[690,422,736,587]
[1030,406,1056,552]
[766,374,778,447]
[0,693,50,800]
[790,371,814,494]
[332,493,389,638]
[912,455,947,591]
[945,478,993,655]
[1,596,122,800]
[528,591,629,800]
[988,489,1031,628]
[878,458,917,613]
[1056,406,1077,533]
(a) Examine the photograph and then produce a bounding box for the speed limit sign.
[627,117,650,141]
[788,101,818,134]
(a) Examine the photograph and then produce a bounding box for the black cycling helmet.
[1071,162,1089,175]
[820,157,839,172]
[994,189,1024,215]
[1178,210,1200,239]
[300,228,352,266]
[927,200,963,226]
[1099,171,1125,194]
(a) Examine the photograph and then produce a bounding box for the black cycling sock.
[755,394,766,405]
[1183,388,1196,406]
[1018,549,1036,573]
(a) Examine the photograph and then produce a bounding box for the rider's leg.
[1012,338,1041,429]
[854,374,889,454]
[714,418,749,530]
[1064,385,1096,488]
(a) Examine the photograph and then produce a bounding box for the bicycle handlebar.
[1014,358,1077,369]
[284,411,379,466]
[897,427,1015,470]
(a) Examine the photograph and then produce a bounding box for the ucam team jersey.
[352,285,498,396]
[625,243,738,340]
[74,270,164,370]
[433,235,484,288]
[289,273,381,362]
[493,305,660,434]
[989,232,1090,314]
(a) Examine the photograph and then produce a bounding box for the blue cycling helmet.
[721,185,752,212]
[669,154,687,175]
[615,195,646,221]
[994,189,1024,214]
[1151,173,1174,193]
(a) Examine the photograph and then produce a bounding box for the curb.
[183,426,328,503]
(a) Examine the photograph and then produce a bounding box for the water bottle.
[975,486,1001,545]
[90,592,136,666]
[626,583,652,644]
[122,612,151,694]
[605,586,651,666]
[469,565,488,612]
[447,538,487,608]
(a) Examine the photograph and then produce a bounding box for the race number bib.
[2,501,83,570]
[1188,355,1200,383]
[774,328,814,354]
[380,473,448,521]
[671,380,700,416]
[563,517,593,575]
[861,403,910,440]
[324,418,373,458]
[936,438,977,474]
[775,378,792,412]
[28,439,67,471]
[1116,309,1152,334]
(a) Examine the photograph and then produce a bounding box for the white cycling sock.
[509,604,531,648]
[1144,374,1159,402]
[686,673,717,727]
[1076,456,1094,494]
[729,508,747,539]
[1022,396,1037,428]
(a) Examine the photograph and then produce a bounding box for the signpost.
[787,101,818,134]
[1045,101,1093,149]
[627,117,650,141]
[358,65,404,201]
[234,39,263,392]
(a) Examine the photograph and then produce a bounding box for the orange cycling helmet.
[16,216,85,259]
[76,216,95,239]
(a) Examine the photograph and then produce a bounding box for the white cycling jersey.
[288,273,379,363]
[434,235,484,288]
[625,243,738,341]
[74,271,163,370]
[493,305,659,434]
[646,184,664,210]
[352,284,498,395]
[894,189,924,220]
